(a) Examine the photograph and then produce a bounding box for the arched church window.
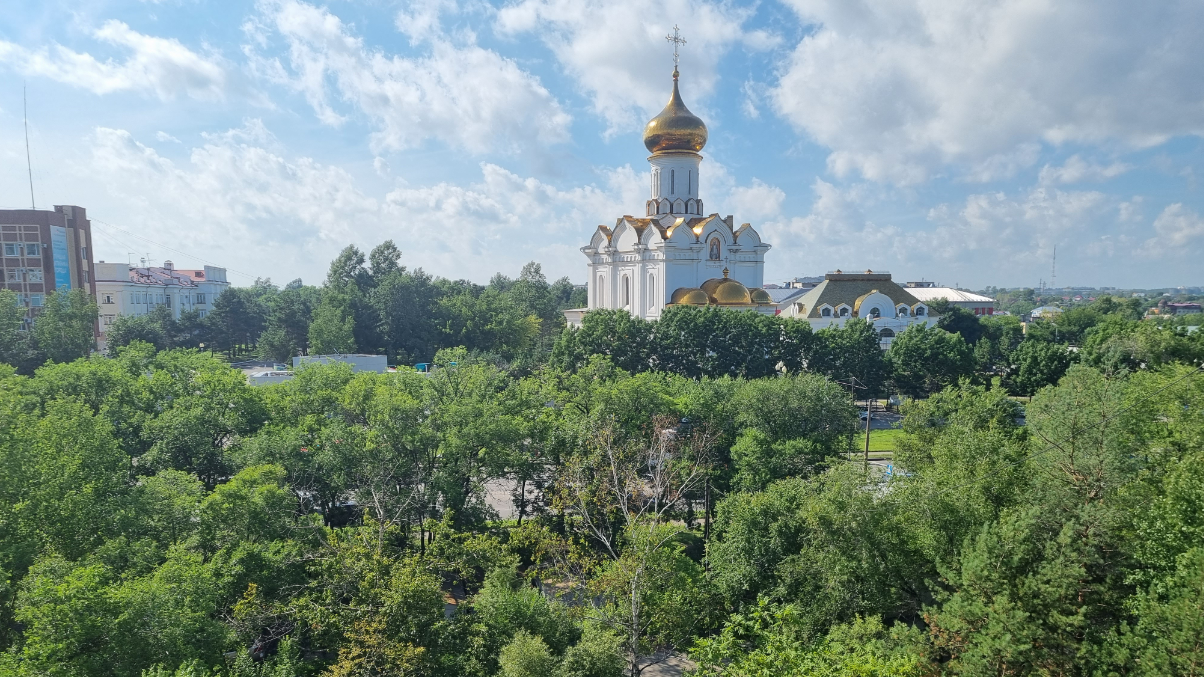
[671,170,675,195]
[622,275,630,307]
[880,328,895,337]
[709,238,721,260]
[870,307,880,318]
[821,307,831,317]
[647,273,656,311]
[688,170,692,194]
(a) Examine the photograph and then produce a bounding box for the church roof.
[791,271,929,319]
[589,213,754,248]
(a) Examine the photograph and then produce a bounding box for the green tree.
[0,288,37,370]
[885,323,973,397]
[499,630,557,677]
[204,288,266,358]
[105,305,175,355]
[33,288,98,363]
[810,319,888,396]
[559,626,625,677]
[931,299,984,345]
[308,290,357,355]
[1002,340,1076,397]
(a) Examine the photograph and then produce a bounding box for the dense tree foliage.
[4,254,1204,676]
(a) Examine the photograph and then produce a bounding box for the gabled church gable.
[733,223,762,246]
[612,221,642,251]
[589,227,614,249]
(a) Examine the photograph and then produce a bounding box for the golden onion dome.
[750,288,773,305]
[670,287,710,305]
[643,69,708,154]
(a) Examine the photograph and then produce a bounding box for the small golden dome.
[713,280,752,305]
[699,270,752,305]
[750,288,772,305]
[643,70,708,154]
[670,287,710,305]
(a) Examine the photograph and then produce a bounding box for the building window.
[103,315,114,325]
[103,295,114,304]
[869,307,880,318]
[897,306,908,316]
[196,293,206,304]
[688,170,692,194]
[880,328,895,338]
[6,269,20,282]
[821,307,831,317]
[25,243,40,256]
[81,246,87,260]
[647,273,656,311]
[622,275,630,307]
[82,270,89,283]
[915,306,926,316]
[26,269,43,282]
[839,307,849,317]
[30,294,43,307]
[3,243,17,257]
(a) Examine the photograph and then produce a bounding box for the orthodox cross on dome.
[665,25,686,71]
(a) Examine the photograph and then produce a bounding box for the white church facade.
[563,63,776,326]
[562,46,940,343]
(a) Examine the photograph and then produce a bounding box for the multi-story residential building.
[94,260,230,348]
[0,206,96,327]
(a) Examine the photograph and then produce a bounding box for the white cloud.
[1142,203,1204,254]
[727,179,785,220]
[1038,154,1131,185]
[0,20,226,100]
[155,131,181,143]
[771,0,1204,184]
[758,178,1134,285]
[78,124,645,284]
[496,0,773,134]
[249,0,570,154]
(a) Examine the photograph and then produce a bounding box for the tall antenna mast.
[1051,245,1057,290]
[24,84,36,209]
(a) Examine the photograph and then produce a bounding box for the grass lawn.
[863,428,905,452]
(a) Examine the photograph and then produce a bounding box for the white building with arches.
[564,66,775,326]
[778,271,938,345]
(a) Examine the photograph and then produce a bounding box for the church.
[562,60,776,327]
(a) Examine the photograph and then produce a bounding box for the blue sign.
[50,226,71,290]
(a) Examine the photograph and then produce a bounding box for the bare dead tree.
[558,415,715,677]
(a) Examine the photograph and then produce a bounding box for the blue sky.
[1,0,1202,289]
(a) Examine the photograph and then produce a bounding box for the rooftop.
[905,287,996,304]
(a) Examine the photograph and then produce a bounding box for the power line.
[24,85,35,209]
[88,217,259,281]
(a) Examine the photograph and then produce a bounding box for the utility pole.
[839,376,871,469]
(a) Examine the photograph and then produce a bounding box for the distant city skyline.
[1,0,1202,289]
